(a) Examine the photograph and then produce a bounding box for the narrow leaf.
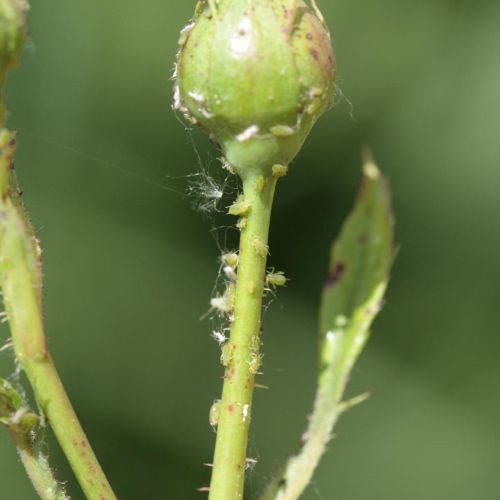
[259,156,395,500]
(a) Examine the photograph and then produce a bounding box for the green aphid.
[272,164,289,178]
[253,237,269,258]
[266,271,288,287]
[222,252,239,269]
[228,195,251,216]
[270,125,296,137]
[221,343,233,367]
[248,353,263,375]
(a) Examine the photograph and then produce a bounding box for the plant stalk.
[3,269,117,500]
[0,154,116,499]
[23,355,116,500]
[209,172,277,500]
[10,426,69,500]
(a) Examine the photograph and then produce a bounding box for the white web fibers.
[11,124,246,363]
[186,169,224,213]
[334,81,357,122]
[9,122,290,474]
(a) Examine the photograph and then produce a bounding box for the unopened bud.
[0,0,28,125]
[175,0,336,178]
[0,0,27,80]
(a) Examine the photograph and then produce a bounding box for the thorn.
[203,463,214,468]
[0,337,13,352]
[311,0,326,25]
[339,392,371,413]
[197,486,210,493]
[254,383,269,390]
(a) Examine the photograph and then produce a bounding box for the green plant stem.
[6,292,116,500]
[258,161,394,500]
[258,334,370,500]
[23,356,115,500]
[209,172,277,500]
[0,164,116,499]
[10,427,69,500]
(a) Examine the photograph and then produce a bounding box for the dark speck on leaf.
[325,262,346,288]
[358,234,368,245]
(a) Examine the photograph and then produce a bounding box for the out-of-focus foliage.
[0,1,499,498]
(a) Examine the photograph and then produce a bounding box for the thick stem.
[0,191,116,500]
[209,172,277,500]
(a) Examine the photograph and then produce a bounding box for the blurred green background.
[1,0,500,498]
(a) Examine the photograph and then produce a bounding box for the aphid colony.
[209,251,288,326]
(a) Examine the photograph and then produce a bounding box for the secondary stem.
[0,177,116,499]
[209,172,277,500]
[10,427,69,500]
[24,356,116,500]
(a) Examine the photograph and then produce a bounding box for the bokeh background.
[1,0,499,498]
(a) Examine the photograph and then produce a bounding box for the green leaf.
[319,156,394,380]
[0,377,22,421]
[259,156,395,500]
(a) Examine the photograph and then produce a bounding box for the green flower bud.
[0,0,27,126]
[175,0,336,178]
[0,0,27,79]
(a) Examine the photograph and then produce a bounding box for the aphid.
[222,252,239,269]
[245,458,258,470]
[270,125,296,137]
[242,403,250,422]
[248,352,262,374]
[265,270,288,288]
[210,296,229,313]
[211,330,227,345]
[237,218,247,230]
[209,400,221,429]
[228,194,251,216]
[223,266,237,282]
[210,283,236,316]
[256,175,266,193]
[253,237,268,258]
[221,343,233,366]
[272,163,289,178]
